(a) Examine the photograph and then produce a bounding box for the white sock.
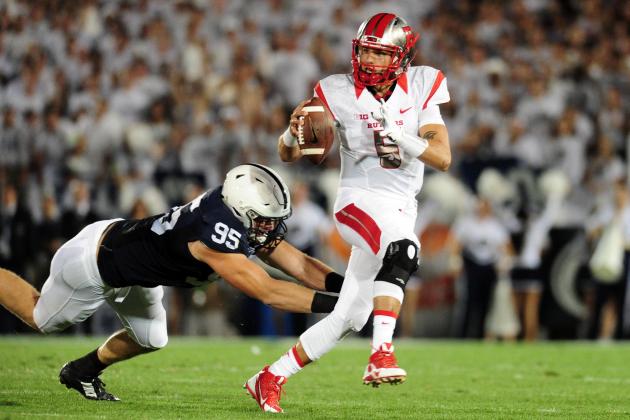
[372,310,397,353]
[268,346,305,378]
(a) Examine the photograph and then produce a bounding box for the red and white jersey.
[314,66,449,200]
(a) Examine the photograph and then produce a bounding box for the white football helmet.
[222,163,291,249]
[352,13,419,86]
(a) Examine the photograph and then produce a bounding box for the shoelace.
[264,375,286,404]
[93,378,110,395]
[372,350,398,368]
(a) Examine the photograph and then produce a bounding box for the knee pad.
[129,326,168,350]
[375,239,419,293]
[126,310,168,350]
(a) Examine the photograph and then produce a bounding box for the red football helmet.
[352,13,419,86]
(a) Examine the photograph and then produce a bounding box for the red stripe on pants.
[335,203,381,254]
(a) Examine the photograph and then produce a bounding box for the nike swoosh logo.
[400,107,413,114]
[257,379,267,406]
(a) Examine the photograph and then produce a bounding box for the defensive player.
[245,13,451,412]
[0,164,344,401]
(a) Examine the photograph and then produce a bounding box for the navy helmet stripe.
[246,163,288,210]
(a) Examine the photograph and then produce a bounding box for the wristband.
[397,131,429,158]
[324,272,344,293]
[311,292,338,313]
[282,127,298,147]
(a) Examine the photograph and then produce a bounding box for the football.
[297,97,335,165]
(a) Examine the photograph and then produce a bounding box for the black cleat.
[59,363,120,401]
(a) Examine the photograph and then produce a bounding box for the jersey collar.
[355,73,408,100]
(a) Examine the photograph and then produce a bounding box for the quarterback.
[0,164,344,401]
[246,13,451,413]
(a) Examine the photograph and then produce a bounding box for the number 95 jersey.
[97,187,253,289]
[315,66,449,200]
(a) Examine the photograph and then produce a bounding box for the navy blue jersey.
[97,187,255,288]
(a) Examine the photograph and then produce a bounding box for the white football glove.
[372,99,428,159]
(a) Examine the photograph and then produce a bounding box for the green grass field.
[0,337,629,419]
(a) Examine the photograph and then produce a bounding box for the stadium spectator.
[587,180,630,340]
[453,197,513,339]
[282,180,333,335]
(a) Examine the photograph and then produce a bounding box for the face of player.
[250,217,280,246]
[358,46,394,75]
[253,217,279,234]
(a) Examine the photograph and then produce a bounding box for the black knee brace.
[375,239,419,292]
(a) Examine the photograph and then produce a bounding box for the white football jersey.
[315,66,449,200]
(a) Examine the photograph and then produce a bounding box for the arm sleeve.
[418,104,445,127]
[421,69,450,110]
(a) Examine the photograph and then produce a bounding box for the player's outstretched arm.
[278,99,309,162]
[189,241,336,313]
[418,123,451,172]
[257,241,343,292]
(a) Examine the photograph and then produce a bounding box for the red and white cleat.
[362,343,407,387]
[244,366,287,413]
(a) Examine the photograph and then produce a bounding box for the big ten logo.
[355,113,369,120]
[367,120,403,129]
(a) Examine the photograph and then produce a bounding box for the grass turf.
[0,337,629,419]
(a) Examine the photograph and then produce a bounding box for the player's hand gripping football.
[289,99,311,138]
[373,99,429,160]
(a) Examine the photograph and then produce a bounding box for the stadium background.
[1,0,629,343]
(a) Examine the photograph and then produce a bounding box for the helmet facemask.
[245,209,289,251]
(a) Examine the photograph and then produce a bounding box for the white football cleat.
[244,365,287,413]
[362,343,407,387]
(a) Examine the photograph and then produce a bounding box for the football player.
[246,13,451,412]
[0,163,344,401]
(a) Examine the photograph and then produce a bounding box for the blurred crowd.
[1,0,630,341]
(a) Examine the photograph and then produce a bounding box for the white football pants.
[300,189,419,360]
[33,219,168,349]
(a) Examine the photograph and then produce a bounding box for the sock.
[371,310,398,353]
[70,349,108,377]
[268,346,305,379]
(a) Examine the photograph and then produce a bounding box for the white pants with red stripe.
[300,189,418,360]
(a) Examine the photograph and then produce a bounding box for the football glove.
[373,99,428,159]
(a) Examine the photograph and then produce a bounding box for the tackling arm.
[189,240,331,313]
[257,241,336,291]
